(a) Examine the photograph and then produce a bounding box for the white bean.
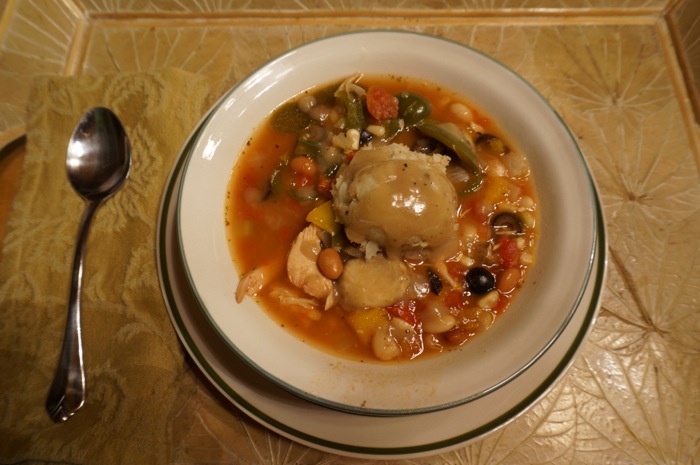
[477,290,500,309]
[520,211,536,228]
[298,95,316,113]
[476,310,495,331]
[450,102,473,123]
[372,325,401,361]
[366,124,386,137]
[459,255,475,268]
[308,105,330,122]
[391,317,415,335]
[503,152,530,178]
[485,157,506,177]
[419,303,457,334]
[462,224,478,242]
[519,195,535,210]
[470,122,485,134]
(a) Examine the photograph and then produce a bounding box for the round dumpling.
[333,143,459,262]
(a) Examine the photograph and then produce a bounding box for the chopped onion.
[446,163,474,194]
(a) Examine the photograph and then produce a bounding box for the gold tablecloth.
[0,1,699,464]
[0,69,214,464]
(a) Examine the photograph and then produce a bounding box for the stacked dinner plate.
[156,31,606,459]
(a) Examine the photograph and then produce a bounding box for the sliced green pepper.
[397,91,432,126]
[266,164,284,198]
[271,101,311,134]
[416,119,483,193]
[381,118,403,141]
[265,152,292,198]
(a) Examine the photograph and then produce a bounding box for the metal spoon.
[46,107,131,423]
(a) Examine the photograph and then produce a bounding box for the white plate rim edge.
[173,30,602,416]
[156,128,608,459]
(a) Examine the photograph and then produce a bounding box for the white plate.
[176,31,600,415]
[159,122,607,459]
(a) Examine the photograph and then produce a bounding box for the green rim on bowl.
[157,122,606,457]
[174,31,601,416]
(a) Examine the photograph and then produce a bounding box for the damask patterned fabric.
[0,69,213,464]
[1,61,699,465]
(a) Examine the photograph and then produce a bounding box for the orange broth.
[226,75,538,362]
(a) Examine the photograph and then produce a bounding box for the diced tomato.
[387,300,418,326]
[445,261,467,280]
[471,108,491,128]
[476,116,491,127]
[443,289,466,310]
[492,293,510,315]
[366,86,399,121]
[317,175,332,197]
[498,237,520,268]
[464,196,490,226]
[290,171,313,188]
[445,325,473,345]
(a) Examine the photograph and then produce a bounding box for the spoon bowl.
[46,106,131,423]
[66,108,131,200]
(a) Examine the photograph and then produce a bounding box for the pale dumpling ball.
[333,143,459,263]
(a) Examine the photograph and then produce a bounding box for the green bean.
[336,93,364,131]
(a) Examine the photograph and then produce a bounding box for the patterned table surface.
[1,1,699,464]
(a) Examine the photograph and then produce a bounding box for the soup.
[226,74,538,362]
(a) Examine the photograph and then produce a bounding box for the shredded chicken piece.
[269,287,323,321]
[336,73,366,98]
[433,261,462,290]
[287,224,334,309]
[235,266,272,303]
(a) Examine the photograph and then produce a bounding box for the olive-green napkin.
[0,69,213,464]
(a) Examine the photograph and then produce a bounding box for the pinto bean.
[290,156,318,176]
[317,247,343,280]
[497,268,521,294]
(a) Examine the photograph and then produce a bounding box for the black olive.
[360,129,373,146]
[427,268,442,295]
[476,133,509,155]
[411,136,445,154]
[491,212,523,237]
[466,267,496,294]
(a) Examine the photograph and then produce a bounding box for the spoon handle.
[46,199,100,423]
